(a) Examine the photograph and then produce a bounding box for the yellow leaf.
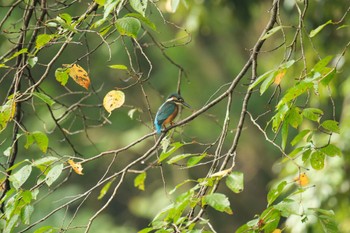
[294,173,309,186]
[272,229,282,233]
[274,69,286,85]
[68,159,84,175]
[65,64,91,90]
[103,90,125,114]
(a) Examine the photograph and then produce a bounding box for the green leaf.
[248,70,275,90]
[277,81,314,109]
[310,151,325,170]
[260,25,283,40]
[4,48,28,62]
[320,67,336,86]
[302,108,323,122]
[0,98,16,132]
[108,64,128,70]
[98,178,115,200]
[134,172,147,191]
[95,0,106,5]
[32,92,55,106]
[21,204,34,225]
[25,131,49,153]
[202,193,233,214]
[310,208,339,233]
[274,199,298,217]
[32,156,59,172]
[115,16,141,38]
[4,214,19,233]
[312,55,333,73]
[45,164,63,186]
[34,226,57,233]
[281,121,288,150]
[129,0,147,16]
[226,172,244,193]
[309,20,333,38]
[187,153,206,167]
[28,56,38,67]
[272,104,289,132]
[158,142,183,163]
[20,190,33,204]
[125,13,157,31]
[9,165,32,190]
[260,71,276,95]
[167,153,193,164]
[320,144,342,157]
[261,207,281,233]
[55,67,69,86]
[302,148,312,163]
[321,120,340,134]
[286,107,303,129]
[267,181,287,206]
[35,34,55,49]
[291,129,311,146]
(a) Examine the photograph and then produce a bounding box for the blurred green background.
[0,0,349,232]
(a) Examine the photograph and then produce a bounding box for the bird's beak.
[182,101,191,108]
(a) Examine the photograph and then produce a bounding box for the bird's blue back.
[154,101,176,134]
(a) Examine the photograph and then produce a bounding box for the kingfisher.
[154,93,190,134]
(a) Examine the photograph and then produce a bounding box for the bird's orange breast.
[162,106,178,126]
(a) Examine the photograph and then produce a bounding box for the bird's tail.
[155,123,162,134]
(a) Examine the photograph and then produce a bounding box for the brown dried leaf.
[66,64,91,90]
[68,159,84,175]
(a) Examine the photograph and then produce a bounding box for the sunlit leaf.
[24,131,49,153]
[115,16,141,38]
[312,55,333,73]
[55,67,69,86]
[68,159,84,175]
[35,34,55,49]
[3,48,28,62]
[45,164,64,186]
[281,121,288,150]
[9,165,32,190]
[202,193,233,215]
[309,20,333,38]
[65,64,91,90]
[210,168,232,178]
[187,153,206,167]
[320,144,342,157]
[134,172,147,191]
[310,151,325,170]
[103,90,125,114]
[226,171,244,193]
[108,64,128,70]
[95,0,106,5]
[248,70,275,91]
[32,156,59,171]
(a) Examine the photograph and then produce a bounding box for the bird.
[154,93,190,134]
